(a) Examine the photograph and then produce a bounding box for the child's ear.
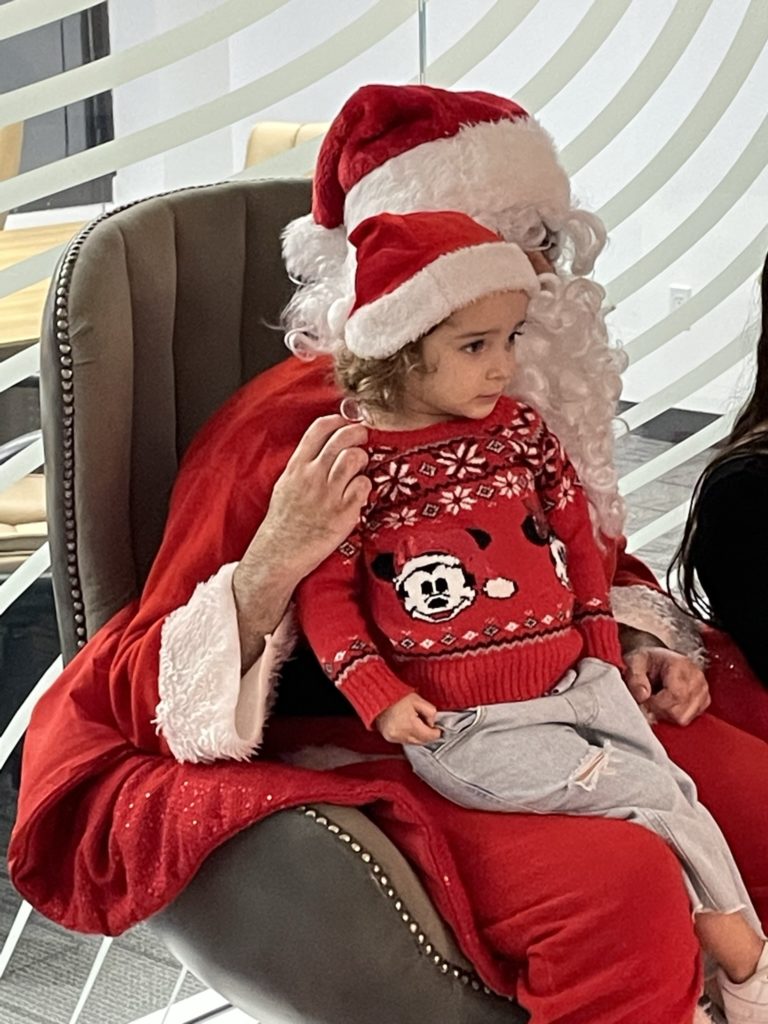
[466,527,492,550]
[371,552,396,581]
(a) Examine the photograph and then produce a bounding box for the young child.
[294,210,768,1022]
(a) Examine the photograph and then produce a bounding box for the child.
[295,210,768,1022]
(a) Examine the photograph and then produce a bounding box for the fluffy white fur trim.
[344,118,571,236]
[282,213,347,282]
[345,242,539,358]
[155,563,296,763]
[610,584,706,667]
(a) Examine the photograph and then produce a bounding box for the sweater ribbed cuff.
[337,656,415,730]
[577,615,624,669]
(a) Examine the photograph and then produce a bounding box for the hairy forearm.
[618,622,667,656]
[232,532,304,673]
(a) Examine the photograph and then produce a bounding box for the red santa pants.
[371,709,768,1024]
[703,627,768,744]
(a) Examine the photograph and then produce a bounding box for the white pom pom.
[484,578,517,599]
[282,215,348,282]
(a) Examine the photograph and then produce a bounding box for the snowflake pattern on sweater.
[297,398,623,728]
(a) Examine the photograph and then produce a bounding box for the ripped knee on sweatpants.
[569,742,614,792]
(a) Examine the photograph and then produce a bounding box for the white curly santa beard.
[512,272,627,539]
[282,250,626,539]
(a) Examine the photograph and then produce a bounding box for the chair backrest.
[243,121,328,172]
[40,179,312,660]
[0,122,24,229]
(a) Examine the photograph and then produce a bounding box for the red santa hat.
[342,211,539,359]
[282,83,571,281]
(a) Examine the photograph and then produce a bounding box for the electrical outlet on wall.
[670,285,692,313]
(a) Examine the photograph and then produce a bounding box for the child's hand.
[375,694,442,745]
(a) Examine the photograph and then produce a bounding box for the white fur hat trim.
[344,118,571,237]
[345,242,539,359]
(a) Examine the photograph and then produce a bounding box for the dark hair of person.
[669,251,768,622]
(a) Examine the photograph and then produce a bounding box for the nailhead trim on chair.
[298,805,514,1003]
[51,182,240,648]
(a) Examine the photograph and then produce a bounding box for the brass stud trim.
[299,805,509,1001]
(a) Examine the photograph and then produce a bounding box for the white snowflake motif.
[436,442,487,479]
[493,469,528,498]
[368,445,396,464]
[505,437,540,466]
[374,460,418,501]
[541,435,565,476]
[555,475,577,510]
[439,485,477,515]
[508,406,538,436]
[382,507,419,530]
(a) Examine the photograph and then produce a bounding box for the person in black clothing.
[671,251,768,686]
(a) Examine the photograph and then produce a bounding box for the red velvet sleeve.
[105,463,268,754]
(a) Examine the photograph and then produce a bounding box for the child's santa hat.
[282,83,571,282]
[340,210,539,359]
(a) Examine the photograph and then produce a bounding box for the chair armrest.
[150,804,524,1023]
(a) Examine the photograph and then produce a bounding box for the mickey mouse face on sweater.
[395,554,475,622]
[372,528,517,623]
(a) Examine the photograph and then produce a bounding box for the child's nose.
[487,359,511,381]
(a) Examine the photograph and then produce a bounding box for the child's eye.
[462,339,485,353]
[508,329,524,345]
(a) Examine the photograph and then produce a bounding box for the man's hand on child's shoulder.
[375,693,442,745]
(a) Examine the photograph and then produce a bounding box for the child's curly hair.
[335,337,430,414]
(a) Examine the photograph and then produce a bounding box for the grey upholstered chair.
[40,180,525,1023]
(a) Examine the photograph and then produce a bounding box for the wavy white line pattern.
[0,1,762,565]
[0,13,762,592]
[0,2,765,1013]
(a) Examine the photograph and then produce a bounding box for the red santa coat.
[9,355,768,1011]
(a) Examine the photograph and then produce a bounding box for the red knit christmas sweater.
[297,397,623,728]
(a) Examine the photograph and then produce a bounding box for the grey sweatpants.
[405,658,761,930]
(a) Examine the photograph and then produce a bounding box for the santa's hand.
[259,414,371,581]
[375,694,442,745]
[623,647,710,726]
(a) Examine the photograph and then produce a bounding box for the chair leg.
[160,965,188,1024]
[67,935,113,1024]
[0,899,32,979]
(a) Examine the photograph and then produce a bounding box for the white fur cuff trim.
[611,584,706,667]
[155,563,295,763]
[345,242,539,358]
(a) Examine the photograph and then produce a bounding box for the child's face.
[403,290,529,425]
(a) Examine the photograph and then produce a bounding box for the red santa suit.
[9,355,768,1024]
